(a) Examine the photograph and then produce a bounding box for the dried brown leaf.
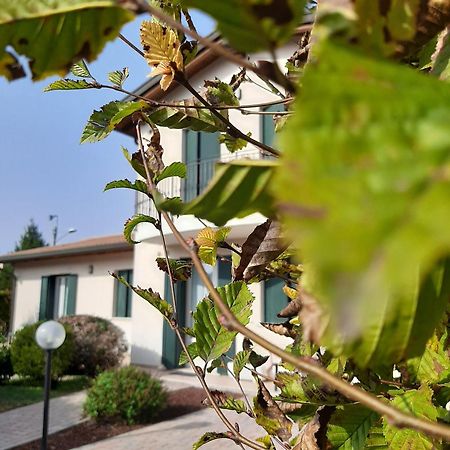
[278,296,302,318]
[253,379,292,442]
[261,321,297,338]
[299,290,327,344]
[234,220,287,281]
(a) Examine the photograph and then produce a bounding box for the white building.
[1,37,299,371]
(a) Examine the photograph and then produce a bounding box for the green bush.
[0,335,13,383]
[10,322,74,380]
[84,366,167,424]
[60,315,127,377]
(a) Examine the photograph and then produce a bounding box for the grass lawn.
[0,376,91,412]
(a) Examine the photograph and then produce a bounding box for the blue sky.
[0,12,213,254]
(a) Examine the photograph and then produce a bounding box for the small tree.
[15,219,47,251]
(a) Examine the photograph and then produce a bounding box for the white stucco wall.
[11,251,134,347]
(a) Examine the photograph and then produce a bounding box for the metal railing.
[135,149,268,217]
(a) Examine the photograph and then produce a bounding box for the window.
[184,130,220,201]
[263,278,289,323]
[114,269,133,317]
[261,104,285,147]
[39,274,77,320]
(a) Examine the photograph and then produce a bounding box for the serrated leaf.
[192,432,230,450]
[151,189,184,215]
[179,342,198,366]
[365,422,388,449]
[156,257,192,282]
[160,160,276,226]
[155,161,186,184]
[327,404,379,449]
[204,79,239,106]
[108,67,129,88]
[253,378,292,441]
[193,281,254,362]
[207,357,224,373]
[219,132,250,153]
[70,60,92,78]
[104,179,148,195]
[124,214,158,244]
[81,100,146,143]
[121,147,147,178]
[383,385,441,449]
[145,98,228,133]
[277,39,450,367]
[261,322,296,339]
[233,350,251,379]
[196,226,231,266]
[178,0,307,53]
[0,1,133,81]
[44,79,98,92]
[405,332,450,384]
[249,350,270,369]
[204,391,247,414]
[140,20,183,91]
[112,273,173,319]
[234,220,286,281]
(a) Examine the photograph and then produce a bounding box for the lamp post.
[49,214,77,245]
[35,321,66,450]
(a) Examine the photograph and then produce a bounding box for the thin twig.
[239,109,291,116]
[177,74,280,157]
[119,33,145,58]
[159,209,450,443]
[224,363,254,417]
[182,9,197,34]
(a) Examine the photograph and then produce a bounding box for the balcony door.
[184,131,220,201]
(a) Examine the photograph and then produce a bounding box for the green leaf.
[219,132,250,153]
[44,79,98,92]
[253,378,292,441]
[0,1,133,81]
[196,226,231,266]
[233,350,251,379]
[192,432,230,450]
[70,60,93,78]
[365,422,388,449]
[123,215,158,245]
[249,350,269,369]
[146,98,228,133]
[193,281,254,362]
[205,79,239,106]
[383,385,441,449]
[256,435,275,450]
[104,179,148,195]
[112,273,173,319]
[206,391,247,414]
[179,342,198,365]
[81,100,146,143]
[108,67,129,88]
[151,189,184,215]
[405,331,450,384]
[276,40,450,367]
[154,162,187,184]
[177,0,307,52]
[431,29,450,81]
[327,404,379,449]
[122,147,147,179]
[207,357,224,373]
[156,258,192,282]
[160,160,277,226]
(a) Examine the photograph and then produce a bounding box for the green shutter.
[115,270,132,317]
[184,130,199,201]
[199,132,220,192]
[262,104,284,146]
[39,276,50,320]
[264,278,288,323]
[162,274,186,369]
[65,275,77,316]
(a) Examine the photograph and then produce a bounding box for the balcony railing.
[136,149,269,217]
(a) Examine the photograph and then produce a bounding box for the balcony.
[135,149,268,217]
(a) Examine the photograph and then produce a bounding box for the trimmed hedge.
[60,315,127,377]
[84,366,167,424]
[10,322,74,380]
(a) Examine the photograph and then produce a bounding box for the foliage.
[0,336,13,383]
[59,315,127,377]
[10,322,74,380]
[83,366,167,425]
[15,219,47,251]
[6,0,450,448]
[0,0,133,81]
